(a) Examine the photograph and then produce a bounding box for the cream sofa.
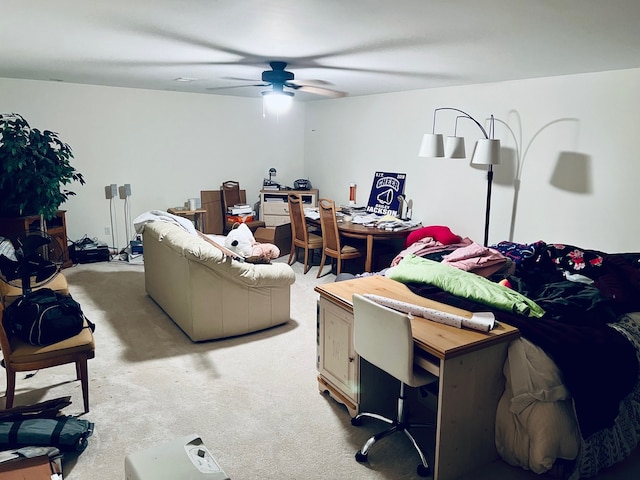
[141,220,296,342]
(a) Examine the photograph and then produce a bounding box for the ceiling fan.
[211,61,347,100]
[106,20,452,99]
[259,61,346,98]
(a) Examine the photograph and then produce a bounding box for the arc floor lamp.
[418,107,501,246]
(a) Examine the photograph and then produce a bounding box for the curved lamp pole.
[419,107,501,246]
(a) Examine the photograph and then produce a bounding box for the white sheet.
[495,337,581,474]
[133,210,197,235]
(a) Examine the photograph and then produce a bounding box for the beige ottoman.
[0,273,69,307]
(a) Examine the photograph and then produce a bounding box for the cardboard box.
[254,225,291,258]
[0,454,62,480]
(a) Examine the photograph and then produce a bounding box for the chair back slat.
[288,194,308,245]
[220,180,265,234]
[318,198,341,256]
[221,180,242,211]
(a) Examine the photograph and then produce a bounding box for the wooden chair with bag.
[221,180,265,233]
[317,198,366,278]
[287,193,323,274]
[0,302,95,413]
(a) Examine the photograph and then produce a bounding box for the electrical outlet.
[105,227,111,235]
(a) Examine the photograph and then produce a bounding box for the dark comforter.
[405,241,640,439]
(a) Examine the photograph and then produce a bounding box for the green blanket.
[387,255,545,318]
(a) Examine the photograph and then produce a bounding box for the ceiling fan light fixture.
[262,90,294,115]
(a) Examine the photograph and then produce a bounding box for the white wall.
[0,78,305,249]
[2,68,639,254]
[305,68,640,252]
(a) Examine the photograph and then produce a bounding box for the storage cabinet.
[0,210,71,268]
[259,189,318,227]
[316,297,360,417]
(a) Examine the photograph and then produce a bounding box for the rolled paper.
[363,293,495,332]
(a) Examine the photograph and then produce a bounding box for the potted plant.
[0,113,85,220]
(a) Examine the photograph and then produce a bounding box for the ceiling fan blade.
[221,76,263,82]
[288,78,334,87]
[124,23,267,66]
[206,83,268,91]
[291,84,347,98]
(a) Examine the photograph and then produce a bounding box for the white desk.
[315,275,520,480]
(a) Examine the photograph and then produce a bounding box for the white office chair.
[351,294,437,477]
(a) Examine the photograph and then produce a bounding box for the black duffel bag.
[3,288,94,346]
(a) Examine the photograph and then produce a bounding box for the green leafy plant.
[0,113,85,219]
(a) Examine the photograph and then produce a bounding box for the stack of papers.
[229,204,253,214]
[351,214,419,231]
[304,207,320,220]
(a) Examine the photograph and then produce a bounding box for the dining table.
[307,216,421,272]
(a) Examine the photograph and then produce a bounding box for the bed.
[384,229,640,478]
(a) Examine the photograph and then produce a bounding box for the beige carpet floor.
[3,258,640,479]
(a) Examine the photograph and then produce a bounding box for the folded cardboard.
[0,454,62,480]
[254,225,291,258]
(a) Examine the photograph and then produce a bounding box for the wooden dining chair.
[287,193,323,274]
[220,180,265,233]
[317,198,365,278]
[0,302,95,413]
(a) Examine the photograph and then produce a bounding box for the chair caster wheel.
[417,464,431,477]
[351,416,362,426]
[355,450,368,463]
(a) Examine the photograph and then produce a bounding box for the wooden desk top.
[315,275,520,360]
[167,208,207,215]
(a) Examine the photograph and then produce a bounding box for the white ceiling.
[2,0,640,101]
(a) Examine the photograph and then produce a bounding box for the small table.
[167,208,207,233]
[307,218,421,272]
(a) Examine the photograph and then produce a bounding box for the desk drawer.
[265,215,291,227]
[262,202,289,216]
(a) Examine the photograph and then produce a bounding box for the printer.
[125,434,230,480]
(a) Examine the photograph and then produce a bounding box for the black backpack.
[3,288,94,346]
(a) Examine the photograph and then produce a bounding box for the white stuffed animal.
[224,223,254,257]
[223,223,281,263]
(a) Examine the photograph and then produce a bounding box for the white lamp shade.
[471,139,501,165]
[445,136,466,158]
[418,133,444,157]
[262,91,293,114]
